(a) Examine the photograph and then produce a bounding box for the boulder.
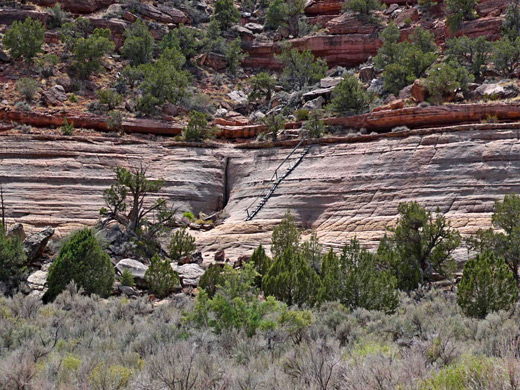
[303,87,334,101]
[244,22,263,33]
[178,251,203,265]
[411,80,427,102]
[303,96,325,110]
[118,284,138,296]
[42,85,67,106]
[173,263,205,287]
[7,223,25,241]
[320,76,342,88]
[359,65,376,82]
[115,259,148,280]
[367,78,384,95]
[157,4,188,24]
[23,226,54,262]
[0,50,10,63]
[474,83,506,99]
[27,270,47,291]
[228,90,249,105]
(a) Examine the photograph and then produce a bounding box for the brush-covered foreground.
[1,287,520,390]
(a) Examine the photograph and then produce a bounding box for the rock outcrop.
[32,0,114,13]
[4,125,520,264]
[23,226,54,262]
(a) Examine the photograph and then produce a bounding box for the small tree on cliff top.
[100,164,176,239]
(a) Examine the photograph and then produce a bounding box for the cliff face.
[2,127,520,261]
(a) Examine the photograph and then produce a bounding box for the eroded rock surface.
[3,127,520,264]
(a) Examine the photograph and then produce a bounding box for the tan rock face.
[2,127,520,264]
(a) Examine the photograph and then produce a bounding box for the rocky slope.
[3,125,520,262]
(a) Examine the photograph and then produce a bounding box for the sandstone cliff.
[2,126,519,262]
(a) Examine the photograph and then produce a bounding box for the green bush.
[168,227,196,261]
[60,17,91,50]
[271,210,301,258]
[445,0,478,32]
[329,75,371,115]
[61,119,74,135]
[71,28,115,79]
[248,72,276,102]
[119,268,135,287]
[458,252,518,318]
[45,228,114,301]
[468,193,520,283]
[212,0,240,30]
[265,0,289,30]
[35,54,60,78]
[342,0,385,22]
[503,0,520,40]
[424,61,473,104]
[276,48,327,91]
[3,18,45,64]
[0,225,27,294]
[183,110,215,142]
[492,37,520,76]
[160,24,205,61]
[263,246,322,307]
[106,110,123,131]
[97,89,123,110]
[446,36,492,80]
[121,19,154,66]
[48,4,69,29]
[378,201,461,290]
[261,113,286,141]
[250,243,272,286]
[198,264,224,298]
[225,38,246,76]
[304,110,325,138]
[16,78,40,102]
[145,254,179,298]
[374,26,438,95]
[136,47,189,116]
[376,26,438,94]
[320,240,398,313]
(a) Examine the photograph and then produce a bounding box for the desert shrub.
[16,78,40,102]
[304,111,325,138]
[300,231,323,273]
[468,193,520,283]
[168,227,196,260]
[119,268,136,287]
[198,265,224,298]
[248,72,276,102]
[320,240,399,313]
[45,228,114,301]
[225,38,246,76]
[378,201,461,290]
[342,0,385,22]
[3,17,45,64]
[458,251,518,318]
[60,119,74,135]
[183,110,215,142]
[265,0,289,29]
[213,0,240,30]
[145,254,179,298]
[47,4,68,29]
[250,243,272,286]
[492,37,520,76]
[503,0,520,40]
[60,16,91,49]
[424,61,474,104]
[106,110,123,131]
[445,0,478,32]
[97,89,123,110]
[263,246,322,307]
[0,224,27,294]
[34,54,60,78]
[329,75,372,115]
[261,113,286,141]
[295,109,310,121]
[71,28,115,79]
[160,24,205,61]
[271,210,301,258]
[136,47,189,115]
[446,36,492,80]
[375,26,438,95]
[276,48,328,91]
[121,19,154,66]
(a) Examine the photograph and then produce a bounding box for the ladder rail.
[245,141,311,221]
